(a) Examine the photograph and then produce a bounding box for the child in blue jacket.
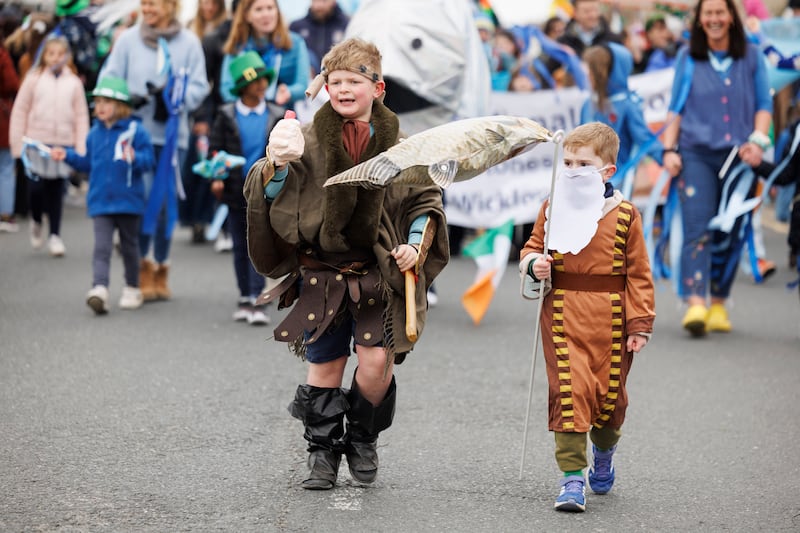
[52,76,155,314]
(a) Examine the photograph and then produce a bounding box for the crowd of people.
[0,0,350,321]
[480,0,797,292]
[0,0,798,513]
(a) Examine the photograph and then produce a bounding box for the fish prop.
[344,0,490,135]
[20,136,53,180]
[324,115,553,190]
[191,151,247,180]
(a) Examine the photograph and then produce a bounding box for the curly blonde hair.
[321,38,382,82]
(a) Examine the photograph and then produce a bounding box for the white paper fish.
[324,115,553,189]
[114,121,137,162]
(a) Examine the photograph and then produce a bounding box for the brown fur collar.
[313,101,400,253]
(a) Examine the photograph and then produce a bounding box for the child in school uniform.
[519,122,656,512]
[52,76,155,314]
[209,51,285,325]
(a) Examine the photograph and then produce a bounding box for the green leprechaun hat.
[229,51,274,96]
[56,0,90,17]
[91,76,131,104]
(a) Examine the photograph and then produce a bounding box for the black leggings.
[28,177,65,236]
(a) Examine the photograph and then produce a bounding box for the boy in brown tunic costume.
[519,122,655,512]
[244,38,449,490]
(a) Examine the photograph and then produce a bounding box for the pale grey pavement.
[1,201,799,532]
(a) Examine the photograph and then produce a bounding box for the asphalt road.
[1,201,799,532]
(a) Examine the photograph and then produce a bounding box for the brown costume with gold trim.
[520,192,655,432]
[244,101,449,358]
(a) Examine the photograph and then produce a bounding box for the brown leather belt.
[551,271,625,292]
[298,252,370,276]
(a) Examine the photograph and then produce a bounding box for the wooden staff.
[405,270,418,342]
[404,218,437,342]
[519,130,564,479]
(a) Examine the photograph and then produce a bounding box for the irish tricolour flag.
[461,219,515,325]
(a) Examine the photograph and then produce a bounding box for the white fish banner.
[444,68,674,228]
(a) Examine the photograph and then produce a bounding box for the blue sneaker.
[554,475,586,512]
[588,445,616,494]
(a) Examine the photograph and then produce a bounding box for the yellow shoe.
[706,304,732,332]
[682,304,707,337]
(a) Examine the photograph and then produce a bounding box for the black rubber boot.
[288,384,349,490]
[344,371,396,483]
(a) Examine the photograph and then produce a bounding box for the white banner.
[445,69,674,228]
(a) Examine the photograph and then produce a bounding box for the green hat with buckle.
[56,0,89,16]
[91,76,131,104]
[229,51,274,96]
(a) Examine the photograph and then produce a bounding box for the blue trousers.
[679,148,748,300]
[228,206,264,299]
[0,149,14,216]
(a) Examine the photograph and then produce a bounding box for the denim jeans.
[228,206,264,299]
[679,148,749,299]
[0,149,14,216]
[139,145,186,263]
[774,183,796,223]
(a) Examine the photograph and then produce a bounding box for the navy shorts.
[303,310,383,363]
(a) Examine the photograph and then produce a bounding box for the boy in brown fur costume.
[244,38,449,490]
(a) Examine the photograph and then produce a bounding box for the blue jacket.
[219,33,311,107]
[581,42,663,170]
[65,117,155,218]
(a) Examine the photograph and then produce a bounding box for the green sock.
[564,470,583,477]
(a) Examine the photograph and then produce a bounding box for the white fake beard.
[544,166,606,255]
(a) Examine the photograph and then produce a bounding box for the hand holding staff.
[392,218,438,343]
[391,243,420,340]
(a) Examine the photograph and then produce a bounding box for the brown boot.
[153,263,172,300]
[139,259,157,301]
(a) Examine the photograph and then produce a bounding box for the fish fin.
[323,155,400,188]
[485,128,506,145]
[427,160,459,189]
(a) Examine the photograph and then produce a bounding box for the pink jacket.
[9,67,89,158]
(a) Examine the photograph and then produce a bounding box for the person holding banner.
[100,0,210,300]
[519,122,655,513]
[661,0,772,337]
[208,51,284,325]
[243,38,449,490]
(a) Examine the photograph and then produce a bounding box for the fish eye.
[411,38,422,50]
